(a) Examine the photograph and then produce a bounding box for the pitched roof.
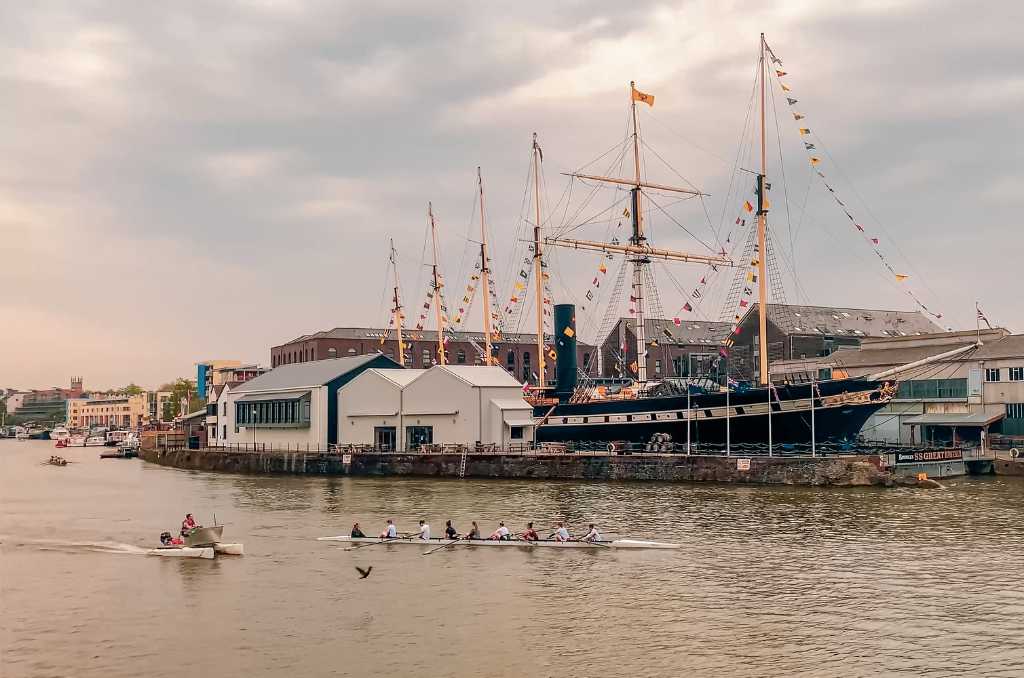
[276,326,594,348]
[434,365,524,387]
[748,303,944,337]
[366,368,426,387]
[611,318,733,346]
[232,354,391,393]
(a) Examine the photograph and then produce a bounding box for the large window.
[510,426,524,440]
[236,396,311,427]
[986,368,1001,382]
[406,425,433,448]
[456,349,466,364]
[896,378,968,400]
[655,360,662,375]
[374,426,397,450]
[1007,403,1024,419]
[423,348,432,366]
[1010,367,1024,381]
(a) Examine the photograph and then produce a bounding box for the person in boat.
[444,520,458,540]
[180,513,199,537]
[582,524,602,543]
[553,522,571,542]
[465,521,481,540]
[351,522,366,538]
[488,521,511,541]
[160,531,184,546]
[417,520,431,541]
[380,519,398,540]
[519,522,540,541]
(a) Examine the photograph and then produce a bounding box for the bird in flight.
[355,566,373,579]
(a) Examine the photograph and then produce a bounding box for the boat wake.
[0,536,149,555]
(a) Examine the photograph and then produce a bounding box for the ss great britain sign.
[895,449,964,464]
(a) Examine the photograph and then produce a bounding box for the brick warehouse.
[271,327,597,385]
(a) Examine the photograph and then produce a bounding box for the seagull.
[355,566,373,579]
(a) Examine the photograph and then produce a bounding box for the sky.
[1,0,1021,390]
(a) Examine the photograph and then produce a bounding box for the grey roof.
[612,318,733,346]
[748,303,944,337]
[902,412,1004,426]
[276,326,595,348]
[974,334,1024,360]
[232,354,388,393]
[236,389,311,402]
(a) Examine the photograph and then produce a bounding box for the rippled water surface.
[2,439,1024,677]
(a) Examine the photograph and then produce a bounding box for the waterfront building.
[770,328,1024,445]
[598,318,733,379]
[728,304,944,381]
[206,381,244,446]
[270,327,596,385]
[222,353,399,450]
[147,391,173,422]
[338,365,534,450]
[4,392,25,413]
[15,377,86,422]
[196,361,266,401]
[67,393,149,429]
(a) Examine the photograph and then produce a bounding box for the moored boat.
[317,535,680,549]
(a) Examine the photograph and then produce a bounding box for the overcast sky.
[2,0,1021,390]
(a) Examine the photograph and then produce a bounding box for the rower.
[380,519,398,539]
[582,524,601,543]
[417,520,431,541]
[553,522,571,542]
[351,522,366,538]
[444,520,458,540]
[465,521,481,540]
[519,522,540,541]
[488,522,510,541]
[181,513,198,537]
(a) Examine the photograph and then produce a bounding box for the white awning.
[503,414,536,427]
[902,412,1004,427]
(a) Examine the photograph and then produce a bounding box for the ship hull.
[536,378,891,446]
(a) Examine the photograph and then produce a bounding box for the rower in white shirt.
[417,520,431,540]
[582,524,601,543]
[380,519,398,539]
[553,522,571,542]
[488,522,510,540]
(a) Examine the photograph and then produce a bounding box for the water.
[2,439,1024,677]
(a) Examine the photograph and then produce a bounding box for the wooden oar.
[422,537,465,555]
[344,536,408,552]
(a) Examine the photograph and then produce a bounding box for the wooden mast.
[756,34,770,385]
[532,133,546,387]
[428,202,446,365]
[629,81,649,387]
[389,238,405,366]
[477,167,493,366]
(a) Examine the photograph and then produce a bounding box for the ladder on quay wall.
[458,449,468,478]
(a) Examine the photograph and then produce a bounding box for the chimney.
[554,304,577,402]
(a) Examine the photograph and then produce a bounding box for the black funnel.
[554,303,577,402]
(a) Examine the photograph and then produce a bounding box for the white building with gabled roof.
[337,365,534,450]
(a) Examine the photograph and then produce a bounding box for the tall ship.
[522,35,965,449]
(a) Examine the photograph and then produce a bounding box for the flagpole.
[629,81,648,389]
[686,382,691,456]
[756,33,770,386]
[390,238,405,367]
[478,167,493,366]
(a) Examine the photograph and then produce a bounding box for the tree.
[159,378,197,420]
[119,383,145,396]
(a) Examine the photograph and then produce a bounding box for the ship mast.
[477,167,493,366]
[545,82,733,390]
[756,33,770,385]
[428,202,446,365]
[389,238,405,366]
[532,133,546,387]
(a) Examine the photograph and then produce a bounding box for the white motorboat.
[183,525,224,547]
[85,434,107,447]
[146,546,215,559]
[50,426,70,442]
[317,535,681,550]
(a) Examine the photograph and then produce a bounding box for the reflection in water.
[3,439,1024,678]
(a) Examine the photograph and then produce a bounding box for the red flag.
[683,302,693,312]
[871,238,879,244]
[673,317,681,325]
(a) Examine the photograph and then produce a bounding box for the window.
[423,348,432,365]
[522,351,532,383]
[896,378,968,400]
[655,360,662,375]
[510,426,524,440]
[507,351,516,371]
[222,424,227,439]
[348,348,357,355]
[456,349,466,364]
[582,352,591,370]
[235,397,311,427]
[1007,403,1024,419]
[221,401,226,416]
[1010,367,1024,381]
[328,347,337,358]
[374,426,397,450]
[406,425,433,448]
[986,368,1000,382]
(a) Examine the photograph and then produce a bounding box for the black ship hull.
[535,378,891,446]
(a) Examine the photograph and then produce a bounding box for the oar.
[343,536,408,552]
[422,537,465,555]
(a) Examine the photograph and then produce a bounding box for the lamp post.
[252,404,257,452]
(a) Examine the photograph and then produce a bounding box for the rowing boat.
[146,546,215,559]
[317,536,680,550]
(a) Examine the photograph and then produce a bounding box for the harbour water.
[2,439,1024,677]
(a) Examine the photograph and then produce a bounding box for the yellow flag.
[631,86,655,107]
[781,83,792,92]
[810,157,820,166]
[763,196,770,210]
[563,326,575,338]
[622,207,630,218]
[746,271,755,282]
[743,200,753,213]
[799,128,811,135]
[598,262,607,274]
[895,274,909,282]
[514,281,525,292]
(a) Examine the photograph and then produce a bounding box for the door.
[374,426,397,451]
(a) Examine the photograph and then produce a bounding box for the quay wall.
[140,447,916,487]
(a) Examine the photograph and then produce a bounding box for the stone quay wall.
[140,447,912,487]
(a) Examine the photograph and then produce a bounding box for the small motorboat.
[51,426,71,443]
[146,546,215,559]
[54,439,69,448]
[184,525,225,547]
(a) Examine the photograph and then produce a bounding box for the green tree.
[159,378,198,420]
[119,383,145,396]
